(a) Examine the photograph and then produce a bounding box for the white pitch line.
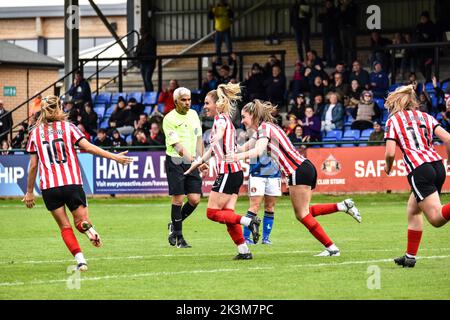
[1,254,449,288]
[1,247,450,266]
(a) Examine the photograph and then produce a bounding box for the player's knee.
[189,197,200,207]
[427,207,445,228]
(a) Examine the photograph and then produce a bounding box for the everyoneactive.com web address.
[96,180,168,188]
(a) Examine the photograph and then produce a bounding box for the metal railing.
[0,30,140,143]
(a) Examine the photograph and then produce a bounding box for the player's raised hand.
[22,192,35,209]
[115,151,134,165]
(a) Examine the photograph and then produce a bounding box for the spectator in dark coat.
[338,0,358,67]
[290,0,312,61]
[94,128,112,148]
[288,93,307,120]
[212,53,238,85]
[414,11,438,82]
[309,76,326,100]
[109,96,128,129]
[111,129,127,147]
[148,122,165,146]
[136,29,157,92]
[317,0,340,67]
[263,64,286,108]
[81,101,98,135]
[312,94,326,118]
[200,70,219,102]
[369,31,392,72]
[67,71,92,109]
[242,63,265,103]
[0,100,13,143]
[349,60,370,90]
[369,61,389,97]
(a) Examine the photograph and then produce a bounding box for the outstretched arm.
[232,138,269,162]
[78,138,134,165]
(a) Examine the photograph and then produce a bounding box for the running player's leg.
[395,193,423,268]
[244,195,263,244]
[51,206,87,270]
[309,199,361,223]
[72,205,102,248]
[262,195,276,244]
[290,185,339,256]
[419,192,448,227]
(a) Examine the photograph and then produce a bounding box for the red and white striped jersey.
[256,122,305,176]
[26,121,86,190]
[384,110,442,173]
[209,113,242,174]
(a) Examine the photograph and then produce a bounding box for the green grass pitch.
[1,193,449,300]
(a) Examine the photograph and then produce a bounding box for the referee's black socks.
[171,204,183,236]
[181,202,197,221]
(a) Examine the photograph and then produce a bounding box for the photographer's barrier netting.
[2,147,450,196]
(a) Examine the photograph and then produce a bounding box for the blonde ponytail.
[216,82,242,116]
[385,84,419,115]
[35,95,67,128]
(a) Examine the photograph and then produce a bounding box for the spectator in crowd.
[289,61,308,100]
[94,128,112,148]
[431,75,446,112]
[118,97,145,136]
[148,122,165,146]
[77,123,91,144]
[263,55,282,78]
[309,76,326,100]
[212,53,238,85]
[242,63,265,103]
[350,90,380,131]
[414,11,438,82]
[81,101,98,136]
[349,60,370,90]
[312,94,326,118]
[132,128,151,151]
[63,99,81,125]
[271,107,283,127]
[403,33,416,75]
[263,64,286,109]
[300,106,322,142]
[285,114,299,136]
[418,91,432,114]
[29,92,42,122]
[134,113,150,133]
[369,31,392,72]
[11,122,27,149]
[330,61,350,84]
[306,50,325,69]
[67,71,92,109]
[288,125,305,145]
[441,98,450,132]
[208,0,234,65]
[318,0,340,67]
[391,33,407,80]
[338,0,358,67]
[1,140,12,155]
[346,79,363,110]
[288,93,307,120]
[136,28,157,92]
[290,0,312,62]
[111,129,127,148]
[0,100,13,143]
[368,121,384,145]
[370,61,389,97]
[200,70,218,102]
[321,92,344,132]
[329,71,350,102]
[158,79,179,115]
[109,96,128,132]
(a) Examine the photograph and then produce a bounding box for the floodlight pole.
[64,0,79,93]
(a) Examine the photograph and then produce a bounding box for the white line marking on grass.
[1,255,449,288]
[1,248,450,266]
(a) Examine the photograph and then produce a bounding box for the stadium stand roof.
[0,40,64,68]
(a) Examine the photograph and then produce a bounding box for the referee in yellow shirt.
[163,87,204,248]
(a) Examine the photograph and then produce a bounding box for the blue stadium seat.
[144,105,153,115]
[191,104,202,114]
[95,92,112,104]
[157,103,165,113]
[127,92,142,103]
[341,129,360,147]
[374,97,385,110]
[321,130,343,148]
[91,93,97,103]
[104,104,116,118]
[100,118,109,129]
[425,82,437,93]
[143,91,158,105]
[361,128,374,139]
[93,104,106,119]
[126,135,133,145]
[344,115,354,126]
[111,92,127,104]
[381,110,389,125]
[388,83,401,92]
[442,81,449,91]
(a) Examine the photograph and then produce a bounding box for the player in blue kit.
[243,153,282,245]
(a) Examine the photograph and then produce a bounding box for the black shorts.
[41,185,87,212]
[407,160,446,202]
[211,171,244,195]
[166,155,202,196]
[288,159,317,189]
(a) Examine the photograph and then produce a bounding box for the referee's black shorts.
[166,155,202,196]
[41,184,87,212]
[407,160,446,202]
[211,170,244,195]
[287,159,317,190]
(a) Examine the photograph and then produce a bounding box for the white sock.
[337,201,347,212]
[406,253,416,259]
[240,216,252,227]
[75,252,87,265]
[237,243,250,254]
[326,244,339,252]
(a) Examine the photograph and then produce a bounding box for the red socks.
[226,223,245,245]
[61,227,81,256]
[406,229,422,256]
[206,208,242,225]
[441,203,450,221]
[300,214,333,247]
[309,203,338,217]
